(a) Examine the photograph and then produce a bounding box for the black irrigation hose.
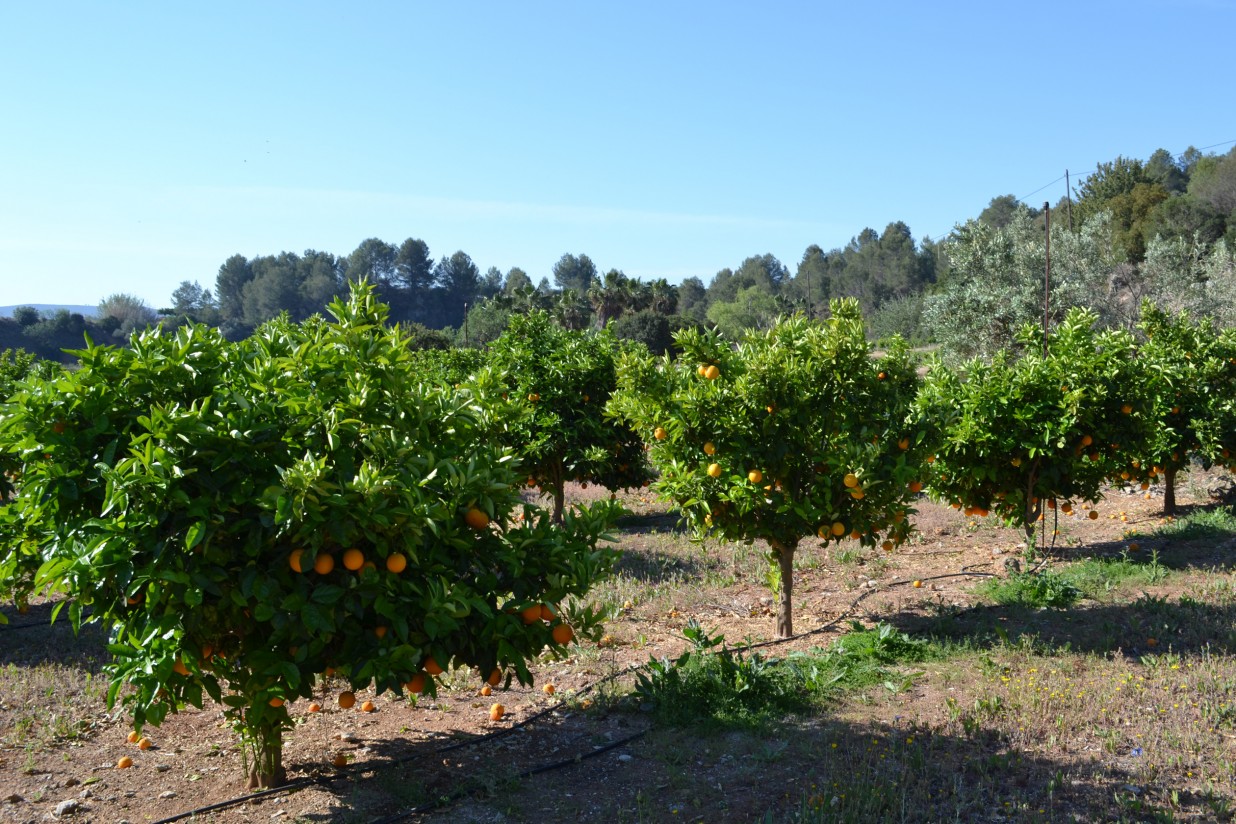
[149,775,331,824]
[368,729,649,823]
[130,568,1009,824]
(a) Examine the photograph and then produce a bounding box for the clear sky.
[2,1,1233,310]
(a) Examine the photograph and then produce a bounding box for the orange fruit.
[1088,510,1099,520]
[405,673,426,694]
[489,703,505,721]
[486,669,502,686]
[551,623,574,645]
[898,438,909,451]
[480,684,492,697]
[912,580,922,589]
[543,683,556,696]
[877,371,886,380]
[424,657,444,676]
[307,702,322,713]
[654,426,667,441]
[289,549,305,573]
[116,756,133,769]
[703,441,716,456]
[342,548,364,571]
[748,469,763,484]
[528,392,540,402]
[1121,404,1132,414]
[703,365,720,380]
[465,508,490,530]
[313,553,335,574]
[1010,457,1021,467]
[843,473,859,488]
[268,697,284,708]
[540,604,556,622]
[881,541,894,552]
[1080,434,1093,447]
[908,481,923,493]
[323,666,336,677]
[521,605,543,625]
[374,626,387,639]
[830,522,846,537]
[127,730,140,744]
[697,364,707,377]
[386,553,407,574]
[850,489,865,500]
[172,658,189,677]
[816,525,830,539]
[850,530,861,540]
[707,463,722,478]
[360,700,375,713]
[332,753,348,768]
[338,691,356,709]
[138,737,152,750]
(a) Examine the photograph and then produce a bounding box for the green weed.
[977,570,1081,608]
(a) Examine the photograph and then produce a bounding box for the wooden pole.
[1043,202,1051,357]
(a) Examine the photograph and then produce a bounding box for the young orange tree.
[481,310,652,522]
[609,302,926,638]
[915,307,1155,548]
[1118,301,1236,515]
[0,286,618,788]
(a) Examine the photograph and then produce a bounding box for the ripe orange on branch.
[464,507,490,530]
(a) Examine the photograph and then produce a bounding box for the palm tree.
[588,270,635,328]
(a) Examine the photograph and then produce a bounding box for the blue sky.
[2,1,1233,310]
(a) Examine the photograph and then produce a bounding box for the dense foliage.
[610,302,925,637]
[482,311,652,521]
[915,308,1156,545]
[0,287,619,787]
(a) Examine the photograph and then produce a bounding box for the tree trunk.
[770,539,797,638]
[547,456,566,524]
[1163,465,1178,517]
[245,724,286,789]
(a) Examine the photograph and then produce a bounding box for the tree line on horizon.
[3,143,1235,363]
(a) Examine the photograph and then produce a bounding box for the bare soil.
[2,471,1235,823]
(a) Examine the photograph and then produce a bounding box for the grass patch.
[634,621,936,730]
[976,570,1081,608]
[1152,505,1236,542]
[1060,550,1170,594]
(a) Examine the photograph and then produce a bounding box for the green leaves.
[916,306,1156,533]
[611,306,925,634]
[0,284,620,778]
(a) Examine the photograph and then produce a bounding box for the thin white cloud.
[178,185,824,233]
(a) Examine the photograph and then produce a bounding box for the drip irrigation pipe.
[136,567,1003,824]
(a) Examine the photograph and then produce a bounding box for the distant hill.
[0,304,97,319]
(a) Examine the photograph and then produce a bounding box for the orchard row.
[0,287,1232,787]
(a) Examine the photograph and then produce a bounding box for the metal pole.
[1043,202,1051,357]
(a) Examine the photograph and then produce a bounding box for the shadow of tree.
[300,709,1225,823]
[0,599,107,669]
[890,595,1236,660]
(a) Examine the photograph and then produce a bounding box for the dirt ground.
[2,470,1235,823]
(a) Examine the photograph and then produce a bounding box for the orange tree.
[481,310,651,522]
[608,301,926,638]
[0,349,60,618]
[1120,301,1236,515]
[0,286,618,788]
[914,307,1155,549]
